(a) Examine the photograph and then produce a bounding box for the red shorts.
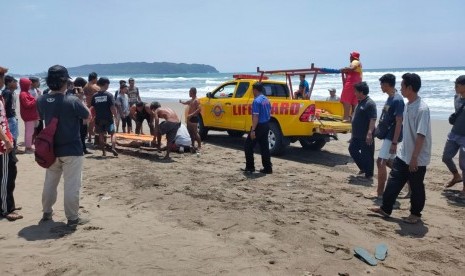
[340,82,358,106]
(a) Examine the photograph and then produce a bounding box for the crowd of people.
[0,64,202,226]
[341,66,465,224]
[0,59,464,228]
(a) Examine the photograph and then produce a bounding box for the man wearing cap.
[0,66,22,221]
[91,77,118,157]
[37,65,90,227]
[341,51,363,122]
[242,82,273,174]
[326,88,340,102]
[150,102,180,159]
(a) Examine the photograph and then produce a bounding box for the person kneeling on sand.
[117,123,192,153]
[150,101,180,159]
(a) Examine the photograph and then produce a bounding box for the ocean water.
[91,67,465,120]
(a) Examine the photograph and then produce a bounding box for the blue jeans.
[348,137,375,177]
[442,132,465,180]
[7,117,18,145]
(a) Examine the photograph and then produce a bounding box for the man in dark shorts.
[129,102,154,135]
[179,87,201,150]
[91,77,118,157]
[150,101,180,159]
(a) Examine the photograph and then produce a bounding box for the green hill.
[66,62,219,75]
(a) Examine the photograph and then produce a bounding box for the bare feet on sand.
[444,175,462,188]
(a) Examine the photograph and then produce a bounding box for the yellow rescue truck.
[198,65,352,155]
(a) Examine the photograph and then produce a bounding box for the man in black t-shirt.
[349,82,377,179]
[91,77,118,157]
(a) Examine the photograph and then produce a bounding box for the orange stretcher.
[115,133,154,142]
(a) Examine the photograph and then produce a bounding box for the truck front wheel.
[268,122,286,156]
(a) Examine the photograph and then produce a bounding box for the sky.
[3,0,465,74]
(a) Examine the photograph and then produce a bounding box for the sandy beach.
[1,101,464,276]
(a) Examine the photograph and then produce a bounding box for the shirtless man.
[179,87,201,150]
[150,101,180,159]
[83,72,99,143]
[129,102,154,135]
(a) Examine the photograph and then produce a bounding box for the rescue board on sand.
[115,133,154,142]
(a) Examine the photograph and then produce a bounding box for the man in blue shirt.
[242,82,272,174]
[293,74,310,100]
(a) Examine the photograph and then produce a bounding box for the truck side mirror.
[206,92,212,98]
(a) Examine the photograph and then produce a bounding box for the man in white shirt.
[370,73,431,224]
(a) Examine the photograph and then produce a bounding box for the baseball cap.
[350,51,360,60]
[328,88,336,93]
[47,65,71,80]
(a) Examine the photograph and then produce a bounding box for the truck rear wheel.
[198,116,209,140]
[299,138,327,151]
[268,122,286,156]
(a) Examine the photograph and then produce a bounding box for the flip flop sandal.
[364,193,382,200]
[403,215,420,224]
[354,247,377,266]
[368,207,390,218]
[374,243,388,261]
[5,212,23,221]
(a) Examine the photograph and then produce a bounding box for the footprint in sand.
[323,244,353,260]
